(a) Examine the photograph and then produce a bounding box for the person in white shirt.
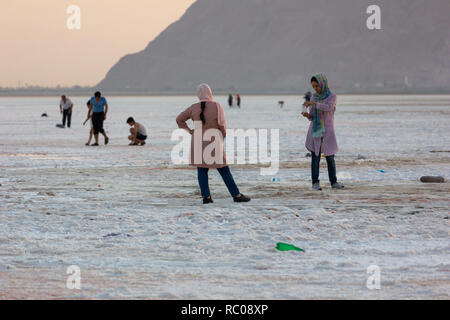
[59,95,74,128]
[127,117,147,146]
[83,100,94,145]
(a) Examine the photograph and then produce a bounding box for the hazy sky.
[0,0,195,87]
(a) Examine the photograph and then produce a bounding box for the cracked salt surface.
[0,95,449,299]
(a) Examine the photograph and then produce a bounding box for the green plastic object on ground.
[276,242,304,252]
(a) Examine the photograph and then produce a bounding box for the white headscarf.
[196,84,226,128]
[197,83,213,102]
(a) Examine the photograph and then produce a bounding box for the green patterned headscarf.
[312,74,331,138]
[312,74,331,102]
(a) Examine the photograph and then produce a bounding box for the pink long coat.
[305,93,339,157]
[176,86,227,169]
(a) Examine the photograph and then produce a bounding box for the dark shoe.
[91,143,99,146]
[203,196,213,204]
[312,182,322,191]
[331,182,344,189]
[233,194,251,202]
[140,141,146,146]
[105,137,109,145]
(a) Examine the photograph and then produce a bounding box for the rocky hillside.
[97,0,450,93]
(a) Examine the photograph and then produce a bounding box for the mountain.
[97,0,450,93]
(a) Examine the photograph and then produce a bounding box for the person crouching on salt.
[302,74,344,191]
[176,84,251,204]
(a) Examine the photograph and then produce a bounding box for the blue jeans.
[197,166,240,198]
[311,152,337,185]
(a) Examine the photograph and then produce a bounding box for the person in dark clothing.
[236,94,241,108]
[228,94,233,108]
[59,95,73,128]
[89,91,110,146]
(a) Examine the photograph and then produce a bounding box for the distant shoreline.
[1,88,450,97]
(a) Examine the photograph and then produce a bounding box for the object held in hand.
[304,91,312,102]
[302,105,308,114]
[301,91,312,117]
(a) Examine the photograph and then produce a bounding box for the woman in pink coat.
[302,74,344,191]
[176,84,251,204]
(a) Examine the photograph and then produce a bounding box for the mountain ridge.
[97,0,450,93]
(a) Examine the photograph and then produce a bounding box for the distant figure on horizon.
[59,95,73,128]
[127,117,147,146]
[302,74,344,191]
[278,101,285,108]
[89,91,110,146]
[228,94,233,108]
[176,84,250,204]
[82,100,94,146]
[236,94,241,108]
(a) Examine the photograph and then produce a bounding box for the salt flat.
[0,95,449,299]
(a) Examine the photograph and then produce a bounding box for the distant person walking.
[236,94,241,108]
[127,117,147,145]
[176,84,250,204]
[228,94,233,108]
[302,74,344,190]
[89,91,110,146]
[59,95,73,128]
